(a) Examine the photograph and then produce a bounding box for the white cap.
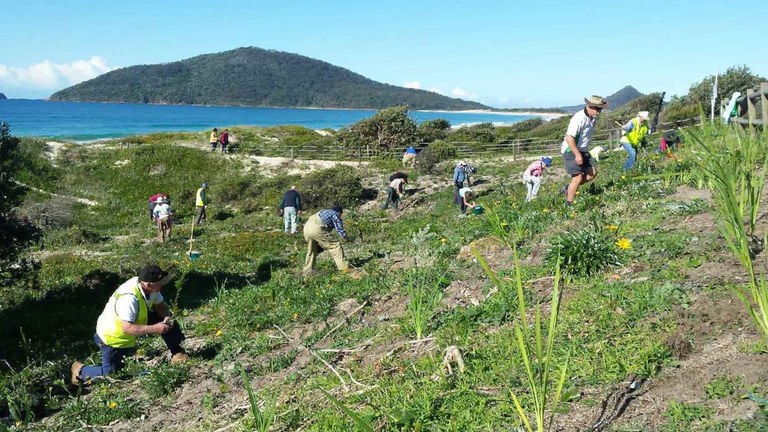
[156,197,165,203]
[458,160,467,166]
[638,111,650,120]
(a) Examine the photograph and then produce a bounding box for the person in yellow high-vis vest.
[619,111,650,171]
[195,182,208,225]
[71,265,188,384]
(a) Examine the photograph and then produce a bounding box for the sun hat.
[584,95,608,108]
[138,265,170,284]
[202,182,208,188]
[542,157,552,166]
[156,197,165,203]
[638,111,650,120]
[458,161,467,166]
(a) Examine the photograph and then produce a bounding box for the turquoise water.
[0,99,534,141]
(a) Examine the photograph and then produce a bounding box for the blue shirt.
[405,146,417,154]
[453,165,467,182]
[318,209,347,237]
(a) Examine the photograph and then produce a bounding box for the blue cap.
[202,182,208,188]
[542,157,552,166]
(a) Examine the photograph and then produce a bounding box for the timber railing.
[724,82,768,128]
[233,117,701,162]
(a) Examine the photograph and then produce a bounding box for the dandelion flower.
[606,224,618,231]
[621,175,627,180]
[615,238,632,250]
[293,312,299,320]
[543,208,550,213]
[215,329,223,336]
[108,401,118,409]
[440,238,447,243]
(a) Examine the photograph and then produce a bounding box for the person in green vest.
[71,265,188,384]
[619,111,650,171]
[195,182,208,225]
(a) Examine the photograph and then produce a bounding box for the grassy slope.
[2,133,768,431]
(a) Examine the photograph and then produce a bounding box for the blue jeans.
[622,143,637,171]
[80,312,185,382]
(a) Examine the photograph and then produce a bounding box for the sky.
[1,0,766,108]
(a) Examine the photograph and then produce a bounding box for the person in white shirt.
[382,175,407,210]
[560,95,607,205]
[458,187,476,214]
[522,157,552,202]
[71,265,188,384]
[152,197,173,242]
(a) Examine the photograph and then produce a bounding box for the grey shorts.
[563,151,594,176]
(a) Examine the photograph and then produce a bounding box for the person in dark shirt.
[279,186,302,234]
[219,129,229,153]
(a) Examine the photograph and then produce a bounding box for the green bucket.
[188,250,201,261]
[472,205,484,215]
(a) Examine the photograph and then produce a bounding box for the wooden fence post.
[748,92,757,126]
[761,82,768,132]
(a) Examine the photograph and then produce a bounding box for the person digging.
[71,265,189,385]
[302,205,361,279]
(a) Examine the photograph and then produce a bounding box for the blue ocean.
[0,99,535,141]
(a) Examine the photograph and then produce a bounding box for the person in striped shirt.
[302,205,359,278]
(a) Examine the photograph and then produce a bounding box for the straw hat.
[584,95,608,108]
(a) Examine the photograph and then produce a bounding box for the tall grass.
[405,269,443,340]
[685,122,768,340]
[238,363,276,432]
[473,243,569,432]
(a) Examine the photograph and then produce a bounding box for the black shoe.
[559,185,568,196]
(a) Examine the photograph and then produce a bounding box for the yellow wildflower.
[615,238,632,250]
[440,238,447,243]
[293,312,299,320]
[606,225,618,231]
[543,208,549,213]
[621,175,626,180]
[216,329,223,336]
[108,401,118,409]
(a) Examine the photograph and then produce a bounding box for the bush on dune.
[298,165,363,210]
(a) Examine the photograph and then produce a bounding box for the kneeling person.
[71,265,188,384]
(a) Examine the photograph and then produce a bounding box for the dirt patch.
[671,185,712,202]
[457,236,514,270]
[680,255,747,286]
[243,155,368,177]
[441,279,486,309]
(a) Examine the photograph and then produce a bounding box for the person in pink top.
[522,157,552,202]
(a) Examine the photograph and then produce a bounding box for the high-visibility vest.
[196,188,206,207]
[622,118,648,148]
[96,278,157,348]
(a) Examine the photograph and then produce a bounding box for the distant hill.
[0,93,7,100]
[557,86,644,112]
[49,47,489,110]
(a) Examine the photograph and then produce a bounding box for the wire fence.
[235,116,702,162]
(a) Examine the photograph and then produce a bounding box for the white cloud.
[0,57,115,91]
[404,80,422,89]
[452,87,477,100]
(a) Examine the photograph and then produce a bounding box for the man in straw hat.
[619,111,650,170]
[559,95,607,205]
[71,265,188,384]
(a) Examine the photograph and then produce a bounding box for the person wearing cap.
[457,187,476,215]
[209,128,218,151]
[619,111,650,170]
[71,265,188,384]
[279,186,302,234]
[560,95,607,205]
[195,183,208,225]
[147,193,170,222]
[303,205,358,277]
[522,157,552,202]
[382,173,407,210]
[153,197,173,242]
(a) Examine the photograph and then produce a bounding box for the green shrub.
[546,225,621,279]
[496,118,544,140]
[418,140,457,174]
[417,118,451,143]
[447,122,495,143]
[298,165,363,210]
[141,363,191,399]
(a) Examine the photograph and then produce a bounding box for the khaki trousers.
[303,214,348,273]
